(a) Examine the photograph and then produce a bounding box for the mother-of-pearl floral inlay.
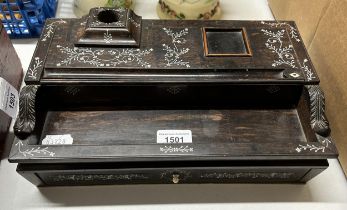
[27,57,43,79]
[261,21,300,42]
[162,28,190,68]
[160,145,194,153]
[260,21,316,81]
[42,19,67,42]
[56,45,153,68]
[261,28,297,68]
[16,141,55,157]
[296,136,331,153]
[103,30,113,43]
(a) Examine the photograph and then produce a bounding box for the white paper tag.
[42,134,74,145]
[157,130,192,144]
[0,77,19,118]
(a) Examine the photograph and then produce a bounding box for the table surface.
[1,0,347,210]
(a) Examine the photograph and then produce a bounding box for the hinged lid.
[24,8,319,85]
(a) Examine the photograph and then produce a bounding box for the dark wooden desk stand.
[9,8,337,186]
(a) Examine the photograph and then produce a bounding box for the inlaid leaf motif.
[295,141,330,153]
[50,174,148,182]
[162,28,190,68]
[128,16,140,27]
[261,21,301,42]
[42,19,67,42]
[56,45,153,68]
[302,59,316,81]
[201,172,295,179]
[103,30,113,44]
[261,21,319,82]
[295,135,331,153]
[261,28,297,68]
[27,57,43,80]
[15,141,55,157]
[160,145,193,153]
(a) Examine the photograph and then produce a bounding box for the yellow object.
[157,0,222,20]
[0,13,22,20]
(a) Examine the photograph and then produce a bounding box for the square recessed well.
[203,28,252,56]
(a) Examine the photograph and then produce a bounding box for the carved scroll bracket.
[307,85,330,137]
[296,85,334,153]
[14,85,39,140]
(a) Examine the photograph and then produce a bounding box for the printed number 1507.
[9,93,16,109]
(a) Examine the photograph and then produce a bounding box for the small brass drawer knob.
[172,174,180,184]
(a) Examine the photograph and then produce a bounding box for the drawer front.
[27,167,310,186]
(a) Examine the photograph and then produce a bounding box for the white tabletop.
[1,0,347,209]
